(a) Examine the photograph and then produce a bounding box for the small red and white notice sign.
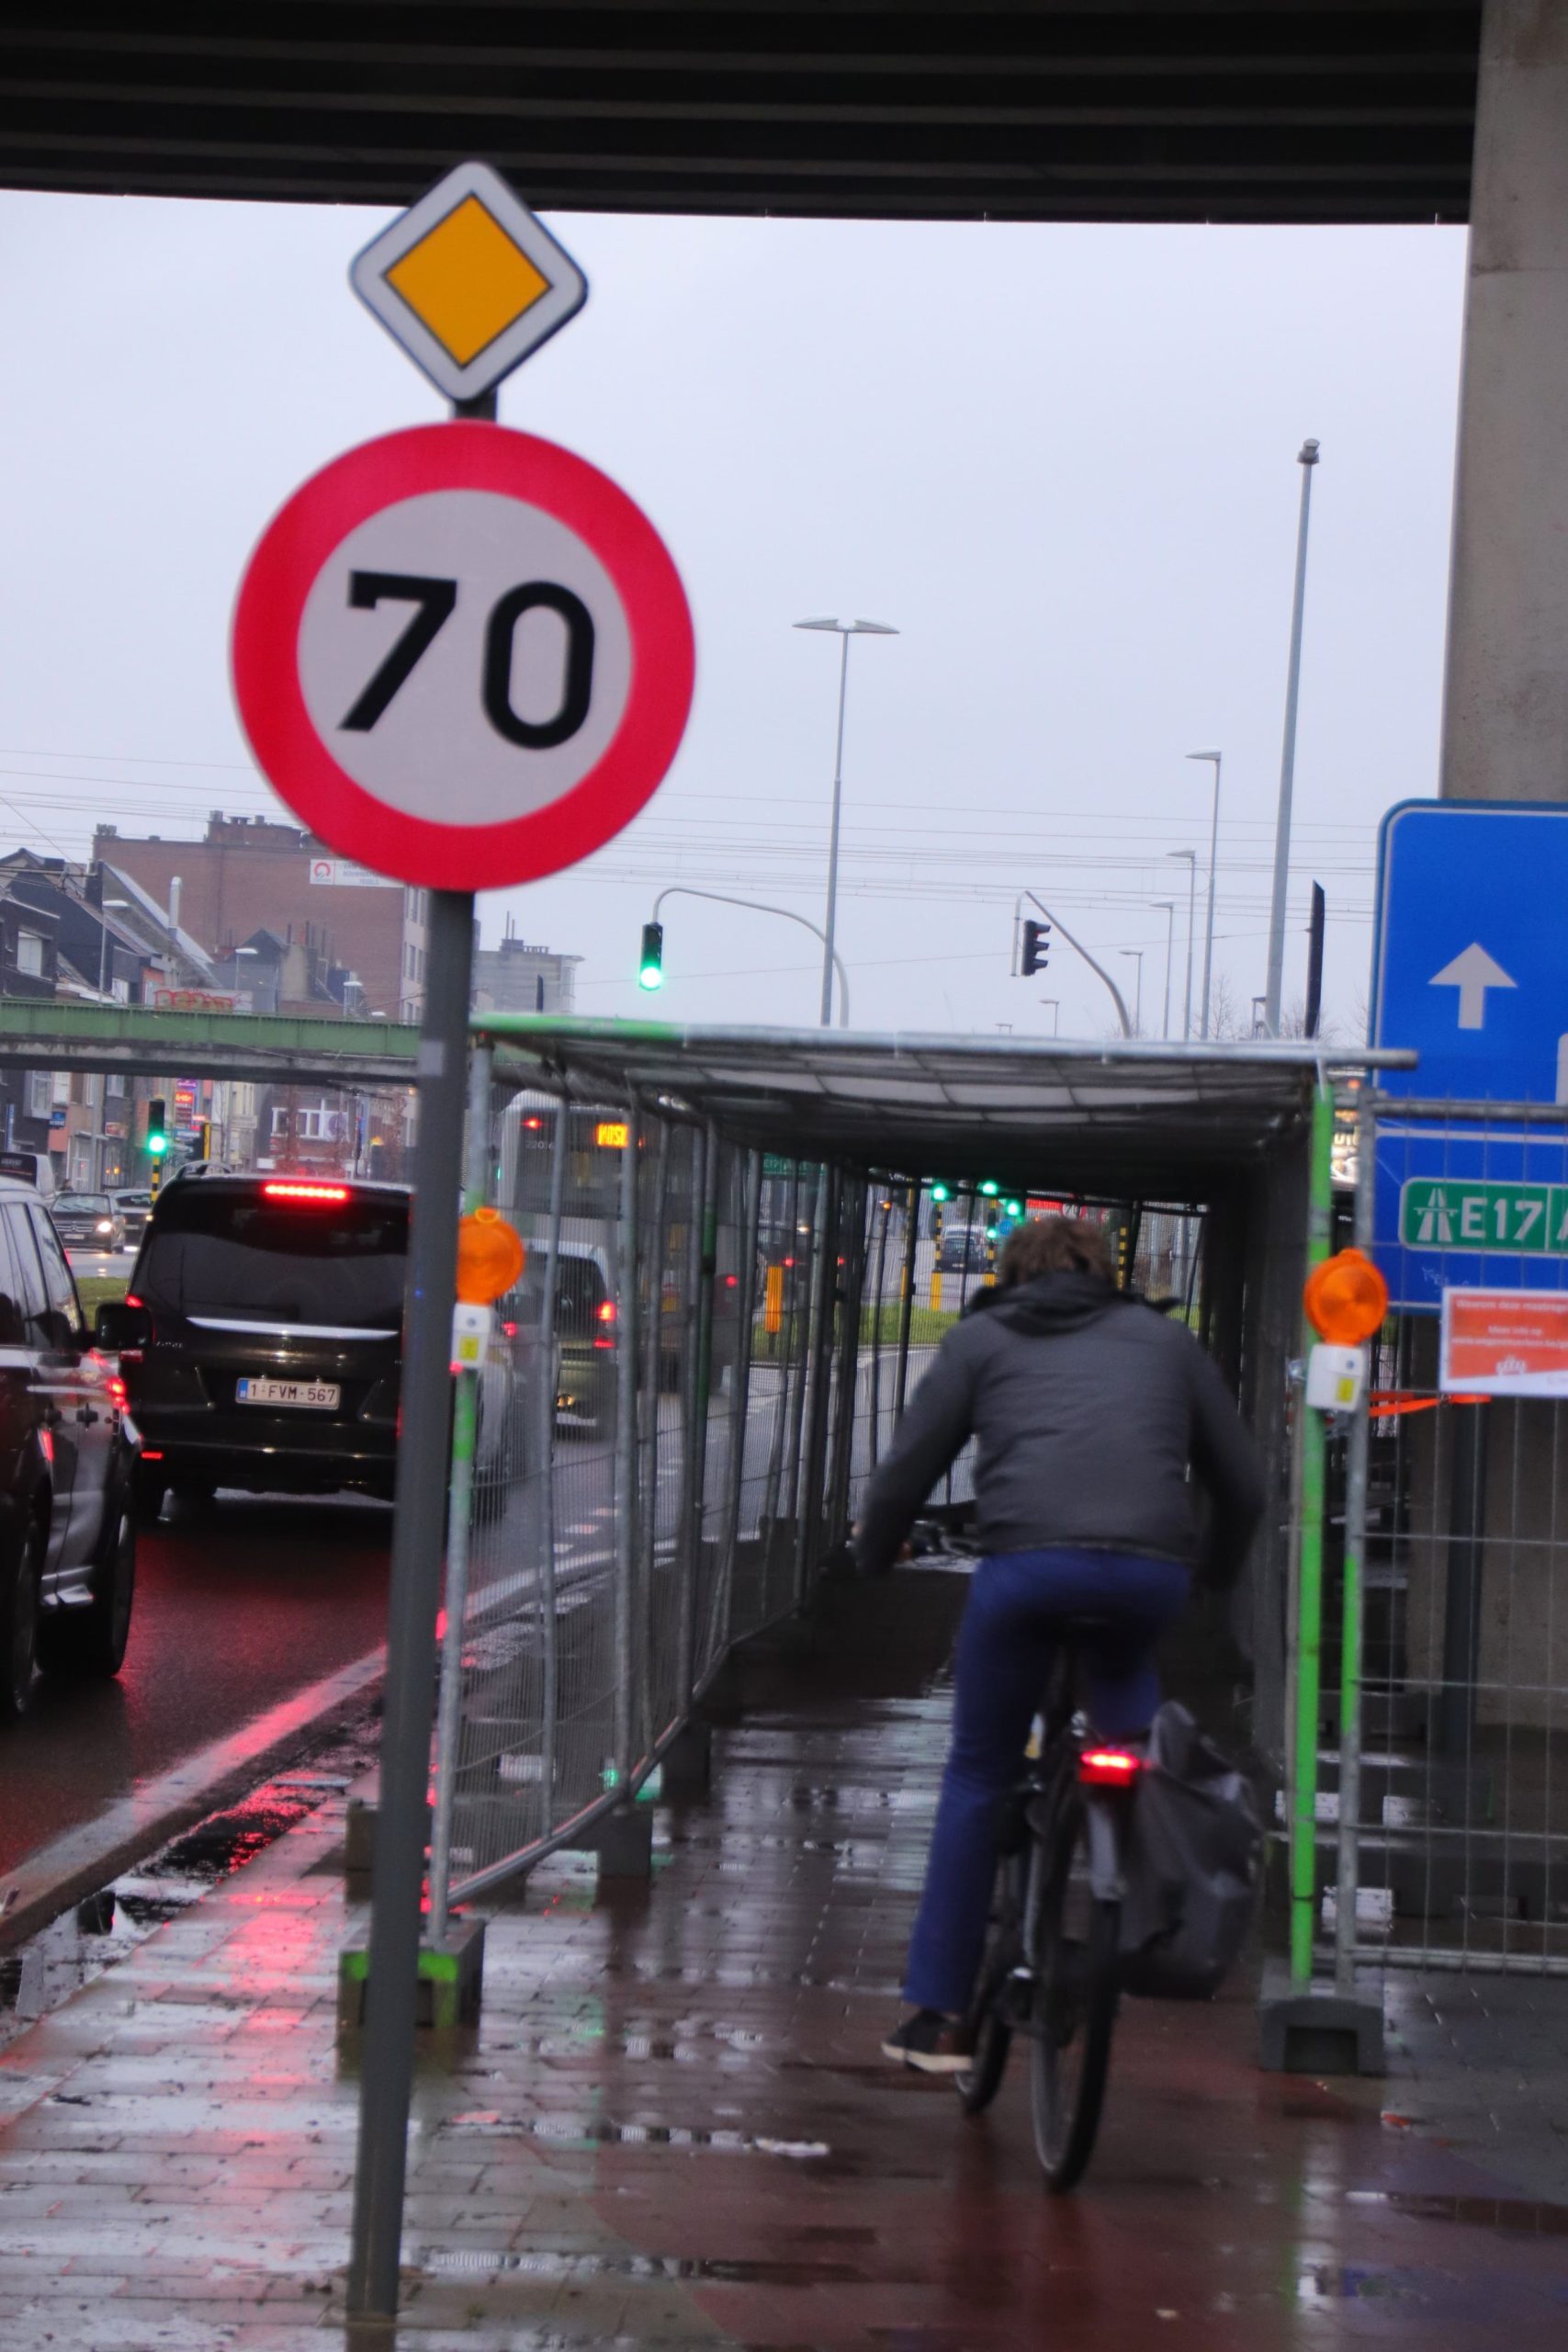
[1440,1287,1568,1397]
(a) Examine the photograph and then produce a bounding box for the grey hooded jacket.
[853,1269,1265,1581]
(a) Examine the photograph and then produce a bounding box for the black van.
[0,1175,140,1721]
[101,1176,408,1518]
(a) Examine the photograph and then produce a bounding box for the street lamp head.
[794,616,842,632]
[1186,748,1222,763]
[849,619,898,635]
[1167,848,1196,865]
[1299,438,1320,465]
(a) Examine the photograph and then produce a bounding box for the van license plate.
[237,1377,341,1410]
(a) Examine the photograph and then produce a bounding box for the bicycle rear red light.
[1078,1747,1142,1786]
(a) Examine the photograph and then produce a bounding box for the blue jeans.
[902,1548,1190,2017]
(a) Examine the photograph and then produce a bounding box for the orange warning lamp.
[456,1205,525,1305]
[1303,1248,1388,1345]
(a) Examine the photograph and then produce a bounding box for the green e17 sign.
[1399,1178,1568,1254]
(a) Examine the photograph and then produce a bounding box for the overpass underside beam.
[0,5,1480,223]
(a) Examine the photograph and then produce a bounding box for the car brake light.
[263,1181,350,1203]
[1078,1747,1142,1787]
[502,1320,518,1339]
[597,1299,616,1323]
[141,1449,164,1461]
[724,1274,737,1288]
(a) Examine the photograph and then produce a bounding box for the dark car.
[510,1244,616,1435]
[51,1192,126,1254]
[103,1175,408,1517]
[937,1221,990,1273]
[110,1189,154,1251]
[0,1176,140,1720]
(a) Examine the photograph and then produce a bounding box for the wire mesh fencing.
[1332,1096,1568,1973]
[434,1100,919,1904]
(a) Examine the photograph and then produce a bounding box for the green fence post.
[1291,1083,1337,1988]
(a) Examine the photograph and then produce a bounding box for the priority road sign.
[231,423,695,890]
[350,162,588,407]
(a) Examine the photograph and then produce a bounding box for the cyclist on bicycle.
[856,1214,1264,2073]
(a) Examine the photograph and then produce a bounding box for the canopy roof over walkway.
[470,1016,1413,1200]
[0,4,1479,223]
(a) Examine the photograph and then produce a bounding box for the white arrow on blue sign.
[1372,800,1568,1309]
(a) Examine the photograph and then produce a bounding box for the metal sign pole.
[1335,1084,1376,1991]
[346,888,474,2317]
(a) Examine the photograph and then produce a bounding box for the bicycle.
[953,1635,1145,2193]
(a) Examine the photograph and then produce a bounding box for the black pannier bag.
[1117,1701,1263,1999]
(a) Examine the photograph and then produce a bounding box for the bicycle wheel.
[955,1851,1023,2116]
[1030,1790,1120,2192]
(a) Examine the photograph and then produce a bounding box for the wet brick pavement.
[3,1566,1568,2347]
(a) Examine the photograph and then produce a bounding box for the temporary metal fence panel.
[1331,1095,1568,1975]
[440,1102,855,1902]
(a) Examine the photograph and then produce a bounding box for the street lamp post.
[1040,998,1060,1037]
[1166,850,1198,1042]
[1118,949,1145,1035]
[1149,900,1176,1040]
[1186,750,1223,1039]
[1264,438,1321,1035]
[794,616,897,1025]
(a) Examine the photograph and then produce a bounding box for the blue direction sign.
[1372,801,1568,1309]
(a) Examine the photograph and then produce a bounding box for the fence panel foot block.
[580,1803,655,1883]
[659,1722,712,1796]
[337,1917,487,2034]
[1258,1961,1384,2075]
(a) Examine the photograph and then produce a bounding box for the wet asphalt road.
[0,1490,392,1886]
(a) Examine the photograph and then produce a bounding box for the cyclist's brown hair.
[998,1215,1113,1287]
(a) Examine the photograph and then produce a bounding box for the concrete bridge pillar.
[1443,1,1568,802]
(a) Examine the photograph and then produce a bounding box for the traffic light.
[931,1182,950,1204]
[638,922,664,990]
[978,1180,999,1198]
[1021,919,1051,977]
[146,1100,169,1158]
[1005,1198,1023,1219]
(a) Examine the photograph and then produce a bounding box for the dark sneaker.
[881,2008,975,2075]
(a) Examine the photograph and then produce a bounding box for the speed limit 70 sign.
[231,424,694,889]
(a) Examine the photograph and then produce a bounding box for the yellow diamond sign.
[351,162,588,403]
[386,196,550,366]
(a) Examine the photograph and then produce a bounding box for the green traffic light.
[638,918,664,990]
[638,965,663,991]
[1005,1198,1023,1218]
[978,1180,999,1197]
[147,1134,168,1156]
[931,1182,950,1203]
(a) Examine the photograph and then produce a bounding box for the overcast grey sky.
[0,191,1464,1039]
